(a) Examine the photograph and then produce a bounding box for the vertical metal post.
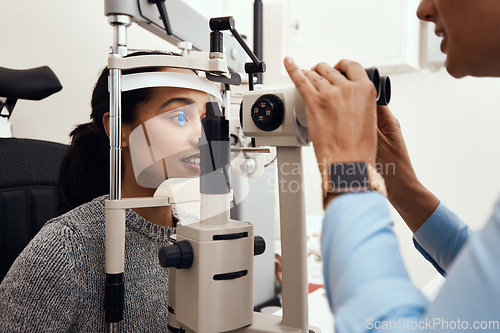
[109,14,130,201]
[277,146,308,332]
[253,0,263,84]
[109,68,122,201]
[106,14,131,333]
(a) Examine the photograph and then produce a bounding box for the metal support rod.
[109,67,122,201]
[223,85,231,117]
[109,14,130,200]
[230,28,260,66]
[107,322,120,333]
[106,14,131,333]
[248,74,254,91]
[253,0,263,84]
[276,146,309,332]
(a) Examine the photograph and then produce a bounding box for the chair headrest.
[0,66,62,101]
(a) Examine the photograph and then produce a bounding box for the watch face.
[328,162,370,193]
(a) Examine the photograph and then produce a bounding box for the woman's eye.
[171,110,188,126]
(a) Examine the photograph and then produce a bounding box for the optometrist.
[285,0,500,332]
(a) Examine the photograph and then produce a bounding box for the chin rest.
[0,66,62,101]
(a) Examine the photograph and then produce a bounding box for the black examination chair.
[0,66,64,282]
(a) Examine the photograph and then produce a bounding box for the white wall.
[297,68,500,288]
[2,1,167,143]
[1,0,253,144]
[388,70,500,286]
[260,0,500,289]
[3,0,500,290]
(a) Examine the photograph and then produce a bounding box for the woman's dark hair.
[58,51,183,213]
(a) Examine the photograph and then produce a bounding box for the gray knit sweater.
[0,195,197,332]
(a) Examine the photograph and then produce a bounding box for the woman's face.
[417,0,500,78]
[128,75,209,182]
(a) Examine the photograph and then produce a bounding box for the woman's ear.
[102,113,110,138]
[102,112,132,148]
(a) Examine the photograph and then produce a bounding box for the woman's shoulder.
[44,195,108,239]
[1,197,108,286]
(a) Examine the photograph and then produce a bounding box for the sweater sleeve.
[0,221,81,332]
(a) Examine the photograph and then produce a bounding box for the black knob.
[245,62,266,74]
[209,16,235,31]
[254,236,266,256]
[159,240,194,269]
[250,94,284,132]
[210,31,223,54]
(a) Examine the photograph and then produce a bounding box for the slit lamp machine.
[102,1,391,332]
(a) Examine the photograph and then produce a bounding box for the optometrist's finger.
[334,59,369,82]
[304,69,332,92]
[312,62,347,85]
[284,57,317,101]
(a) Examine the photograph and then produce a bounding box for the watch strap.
[322,162,387,208]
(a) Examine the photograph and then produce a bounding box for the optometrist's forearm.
[322,192,428,332]
[385,173,440,233]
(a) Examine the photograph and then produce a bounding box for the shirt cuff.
[413,202,470,275]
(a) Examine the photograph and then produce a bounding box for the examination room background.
[2,0,500,290]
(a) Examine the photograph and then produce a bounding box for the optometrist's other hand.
[376,105,417,184]
[284,57,378,172]
[376,105,440,232]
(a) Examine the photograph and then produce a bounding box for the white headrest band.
[121,72,223,103]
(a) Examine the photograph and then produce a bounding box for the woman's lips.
[181,154,201,175]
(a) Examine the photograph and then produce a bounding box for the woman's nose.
[417,0,437,23]
[190,119,202,146]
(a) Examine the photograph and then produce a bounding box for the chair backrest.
[0,138,67,282]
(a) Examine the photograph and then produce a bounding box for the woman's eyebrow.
[157,97,196,111]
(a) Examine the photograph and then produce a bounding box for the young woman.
[285,0,500,331]
[0,52,209,332]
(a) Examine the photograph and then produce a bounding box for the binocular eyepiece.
[341,68,391,106]
[242,66,392,143]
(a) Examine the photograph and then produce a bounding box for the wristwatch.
[322,162,387,207]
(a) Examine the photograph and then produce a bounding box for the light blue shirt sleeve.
[322,192,500,332]
[412,202,470,276]
[421,199,500,331]
[321,192,428,332]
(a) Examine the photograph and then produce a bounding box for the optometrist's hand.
[284,57,378,172]
[376,105,416,182]
[376,105,440,232]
